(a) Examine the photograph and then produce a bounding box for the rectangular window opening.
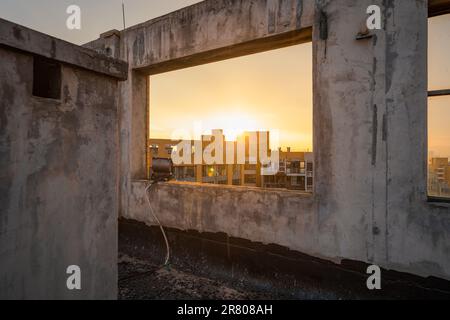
[428,13,450,200]
[148,42,313,192]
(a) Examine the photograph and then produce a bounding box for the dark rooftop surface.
[118,219,450,300]
[118,253,345,300]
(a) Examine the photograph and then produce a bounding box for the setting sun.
[149,43,313,152]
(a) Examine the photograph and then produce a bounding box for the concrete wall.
[312,0,450,280]
[128,182,317,253]
[0,21,126,299]
[87,0,450,282]
[123,0,314,74]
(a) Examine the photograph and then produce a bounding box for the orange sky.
[149,43,313,152]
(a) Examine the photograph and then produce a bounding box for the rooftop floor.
[118,253,349,300]
[119,219,450,300]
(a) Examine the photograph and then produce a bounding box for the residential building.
[429,157,450,197]
[148,132,314,192]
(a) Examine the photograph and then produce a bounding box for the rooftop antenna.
[122,2,126,30]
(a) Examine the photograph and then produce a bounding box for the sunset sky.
[149,43,313,151]
[0,1,448,155]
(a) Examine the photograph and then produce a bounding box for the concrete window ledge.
[427,199,450,209]
[141,180,314,197]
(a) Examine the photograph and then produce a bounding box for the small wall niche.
[32,56,61,100]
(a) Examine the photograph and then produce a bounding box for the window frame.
[427,12,450,203]
[428,92,450,203]
[147,40,314,194]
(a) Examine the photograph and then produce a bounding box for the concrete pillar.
[118,70,149,216]
[313,0,428,266]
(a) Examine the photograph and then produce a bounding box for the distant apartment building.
[148,131,313,192]
[262,148,314,192]
[429,157,450,197]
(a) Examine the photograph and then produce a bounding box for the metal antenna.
[122,2,126,30]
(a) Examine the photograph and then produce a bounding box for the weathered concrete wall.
[312,0,450,280]
[123,0,314,74]
[0,18,127,80]
[92,0,450,282]
[129,182,318,256]
[0,21,125,299]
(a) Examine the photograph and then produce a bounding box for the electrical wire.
[145,182,170,266]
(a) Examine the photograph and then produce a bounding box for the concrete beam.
[429,89,450,96]
[0,18,128,80]
[139,27,312,75]
[122,0,314,73]
[429,0,450,17]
